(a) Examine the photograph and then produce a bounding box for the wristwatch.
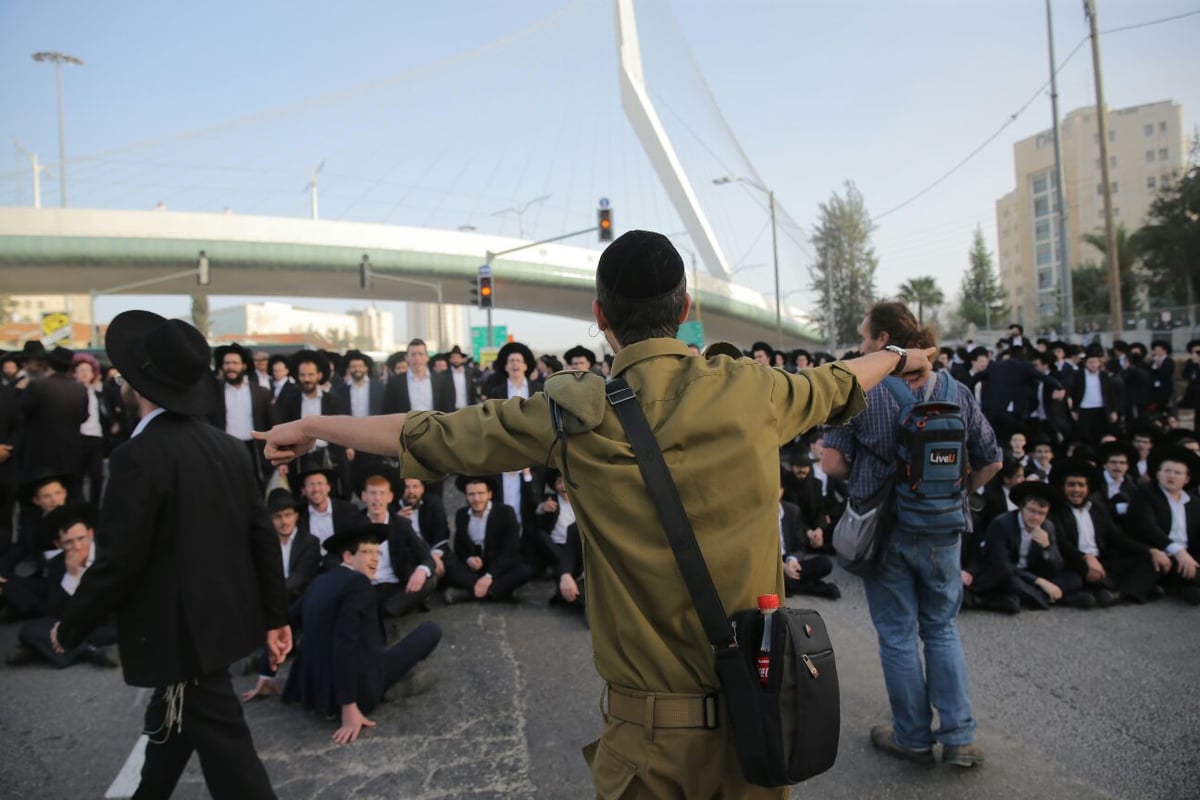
[884,344,907,375]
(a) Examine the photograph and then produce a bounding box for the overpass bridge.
[0,207,820,347]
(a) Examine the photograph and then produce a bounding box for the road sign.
[598,197,610,209]
[471,325,508,361]
[41,312,71,346]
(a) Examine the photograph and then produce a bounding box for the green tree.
[897,276,945,327]
[1138,135,1200,310]
[1070,262,1110,318]
[1079,224,1144,313]
[807,181,879,347]
[956,226,1007,329]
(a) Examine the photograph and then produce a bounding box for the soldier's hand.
[898,347,938,387]
[254,422,317,466]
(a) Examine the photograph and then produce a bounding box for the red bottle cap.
[757,593,780,610]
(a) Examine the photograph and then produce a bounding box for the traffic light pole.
[483,224,602,347]
[361,260,446,349]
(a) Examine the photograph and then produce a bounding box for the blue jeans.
[863,532,975,750]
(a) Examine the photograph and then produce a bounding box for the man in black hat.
[17,345,87,503]
[278,349,349,498]
[333,349,389,493]
[265,487,320,602]
[1127,444,1200,604]
[1095,440,1139,521]
[51,310,290,800]
[1148,340,1175,415]
[281,523,441,744]
[10,340,48,390]
[7,502,118,668]
[267,353,295,403]
[210,342,276,489]
[296,466,361,570]
[480,340,542,401]
[398,477,451,578]
[359,474,436,618]
[1068,344,1119,445]
[564,345,598,375]
[258,229,935,797]
[443,475,532,603]
[0,374,19,563]
[446,344,480,409]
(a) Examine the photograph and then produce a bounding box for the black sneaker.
[89,647,121,669]
[869,725,934,766]
[1093,588,1121,608]
[5,643,38,667]
[1181,586,1200,606]
[1059,591,1097,609]
[980,595,1020,615]
[808,581,842,600]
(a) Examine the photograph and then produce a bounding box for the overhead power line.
[874,8,1200,222]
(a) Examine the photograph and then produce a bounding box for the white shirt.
[502,471,532,525]
[373,540,397,585]
[1071,503,1100,557]
[279,532,294,579]
[61,541,96,596]
[1002,486,1017,512]
[778,505,794,562]
[224,381,254,441]
[307,502,334,545]
[550,494,576,546]
[255,370,271,390]
[349,380,370,417]
[810,463,829,495]
[80,388,102,437]
[406,371,434,411]
[1079,371,1104,409]
[131,407,167,438]
[1160,487,1191,556]
[508,378,530,400]
[1018,526,1035,569]
[300,390,327,449]
[272,377,292,399]
[468,503,491,547]
[451,367,469,409]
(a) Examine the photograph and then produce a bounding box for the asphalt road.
[2,562,1197,800]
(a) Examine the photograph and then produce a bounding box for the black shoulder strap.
[605,378,736,649]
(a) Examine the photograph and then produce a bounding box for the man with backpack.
[822,301,1002,769]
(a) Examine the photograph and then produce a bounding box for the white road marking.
[104,735,147,799]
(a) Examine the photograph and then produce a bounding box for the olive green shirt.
[398,337,865,694]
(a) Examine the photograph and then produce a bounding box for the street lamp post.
[714,176,782,348]
[32,51,83,208]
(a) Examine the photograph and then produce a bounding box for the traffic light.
[472,265,494,309]
[478,273,493,308]
[598,207,613,242]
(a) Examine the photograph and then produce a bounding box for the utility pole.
[1084,0,1122,335]
[32,51,83,208]
[1047,0,1074,337]
[306,160,325,221]
[13,140,49,208]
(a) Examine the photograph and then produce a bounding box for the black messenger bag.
[606,378,840,787]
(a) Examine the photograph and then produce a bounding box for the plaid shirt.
[823,372,1002,526]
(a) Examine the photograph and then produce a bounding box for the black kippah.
[596,230,685,301]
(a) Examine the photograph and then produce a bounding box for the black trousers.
[1075,408,1110,446]
[80,435,105,505]
[443,557,533,599]
[19,615,117,667]
[374,577,436,618]
[783,555,833,596]
[134,669,276,800]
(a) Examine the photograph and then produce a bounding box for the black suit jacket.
[57,413,288,687]
[285,530,322,600]
[284,565,387,715]
[1128,485,1200,557]
[0,383,20,482]
[379,511,434,581]
[453,504,522,576]
[300,498,363,571]
[1148,358,1175,409]
[979,360,1060,420]
[1067,369,1117,414]
[1050,499,1142,575]
[208,378,276,433]
[779,501,810,561]
[980,510,1066,579]
[332,379,385,417]
[409,500,451,551]
[277,389,347,462]
[447,365,481,407]
[17,372,88,480]
[382,371,455,414]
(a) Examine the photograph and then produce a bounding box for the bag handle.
[605,378,736,650]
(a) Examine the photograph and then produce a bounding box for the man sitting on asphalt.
[443,475,532,604]
[359,475,436,618]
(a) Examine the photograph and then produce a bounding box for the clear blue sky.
[2,0,1197,351]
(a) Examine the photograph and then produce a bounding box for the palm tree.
[897,276,945,326]
[1080,224,1144,313]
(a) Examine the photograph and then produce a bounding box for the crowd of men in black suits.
[2,322,1198,710]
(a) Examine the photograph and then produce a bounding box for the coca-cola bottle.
[757,593,780,686]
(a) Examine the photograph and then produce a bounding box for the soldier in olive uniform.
[258,230,935,799]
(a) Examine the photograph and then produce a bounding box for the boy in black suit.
[266,488,320,602]
[282,524,441,744]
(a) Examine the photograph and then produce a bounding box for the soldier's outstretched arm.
[255,413,408,465]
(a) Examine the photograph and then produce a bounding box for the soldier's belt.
[604,683,719,730]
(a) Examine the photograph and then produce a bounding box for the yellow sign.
[41,312,72,345]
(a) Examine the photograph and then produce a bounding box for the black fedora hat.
[495,342,537,378]
[455,474,499,494]
[213,342,253,371]
[19,340,47,361]
[1160,427,1199,448]
[1096,440,1138,468]
[343,349,375,371]
[1050,457,1102,493]
[1010,480,1063,511]
[289,349,330,382]
[323,522,388,556]
[38,501,98,551]
[563,345,597,367]
[266,488,303,514]
[106,311,216,417]
[46,346,75,372]
[296,465,338,488]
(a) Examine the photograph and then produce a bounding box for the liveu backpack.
[881,372,970,535]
